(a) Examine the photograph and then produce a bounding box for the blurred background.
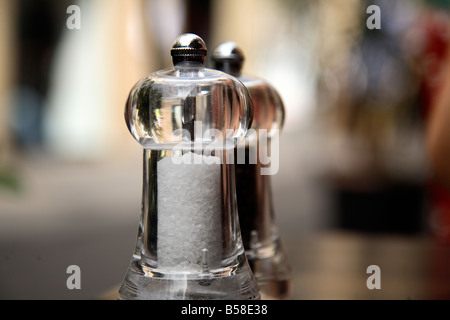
[1,0,450,299]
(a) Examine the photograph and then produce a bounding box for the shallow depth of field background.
[1,0,450,299]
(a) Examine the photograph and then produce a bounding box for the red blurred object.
[419,9,450,116]
[419,8,450,245]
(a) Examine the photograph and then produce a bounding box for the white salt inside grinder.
[157,152,222,272]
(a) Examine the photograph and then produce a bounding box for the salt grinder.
[212,42,292,299]
[119,34,259,300]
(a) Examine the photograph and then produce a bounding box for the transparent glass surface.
[234,74,292,300]
[125,61,252,151]
[238,76,284,138]
[119,61,259,300]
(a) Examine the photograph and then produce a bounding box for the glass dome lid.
[125,33,253,151]
[211,41,284,138]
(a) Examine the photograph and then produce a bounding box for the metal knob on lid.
[211,41,244,77]
[171,33,208,65]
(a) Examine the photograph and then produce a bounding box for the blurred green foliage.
[0,169,21,192]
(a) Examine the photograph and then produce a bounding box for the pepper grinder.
[119,34,259,300]
[212,42,292,299]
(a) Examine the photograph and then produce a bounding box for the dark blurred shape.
[336,184,426,234]
[18,0,61,93]
[184,0,211,46]
[11,0,69,149]
[318,0,429,235]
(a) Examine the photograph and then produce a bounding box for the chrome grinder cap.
[171,33,207,65]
